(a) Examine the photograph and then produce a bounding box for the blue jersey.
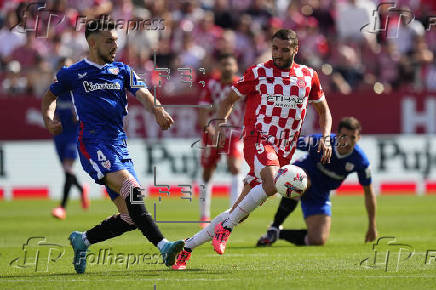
[295,134,372,191]
[54,92,78,134]
[49,58,145,142]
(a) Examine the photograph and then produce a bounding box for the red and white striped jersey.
[199,75,244,127]
[232,60,325,158]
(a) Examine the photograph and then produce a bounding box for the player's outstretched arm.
[135,88,174,130]
[41,90,62,135]
[312,99,332,163]
[363,184,377,242]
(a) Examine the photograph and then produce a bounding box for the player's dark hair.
[338,117,362,133]
[272,29,298,48]
[85,17,115,39]
[218,53,236,61]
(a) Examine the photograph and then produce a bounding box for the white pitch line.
[0,278,229,283]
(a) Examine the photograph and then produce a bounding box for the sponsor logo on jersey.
[317,162,346,180]
[266,94,304,108]
[82,81,121,92]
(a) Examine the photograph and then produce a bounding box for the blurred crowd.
[0,0,436,97]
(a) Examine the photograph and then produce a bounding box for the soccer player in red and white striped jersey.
[197,54,244,227]
[211,28,333,254]
[173,29,333,268]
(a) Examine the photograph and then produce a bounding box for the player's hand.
[205,123,215,137]
[213,122,227,148]
[318,135,332,163]
[45,118,63,135]
[154,108,174,130]
[365,226,377,242]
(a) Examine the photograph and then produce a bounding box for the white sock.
[304,235,310,245]
[222,184,267,229]
[199,181,212,218]
[82,232,90,247]
[230,173,242,206]
[157,238,169,251]
[185,209,230,250]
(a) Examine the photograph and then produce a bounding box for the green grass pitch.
[0,195,435,289]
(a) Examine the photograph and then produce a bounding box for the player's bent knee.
[308,235,327,246]
[106,170,134,193]
[308,238,325,246]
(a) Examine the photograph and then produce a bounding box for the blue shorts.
[300,183,331,219]
[54,133,78,162]
[77,139,140,200]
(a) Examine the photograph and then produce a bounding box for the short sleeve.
[124,64,147,95]
[357,155,372,186]
[308,70,325,103]
[232,66,256,98]
[49,67,71,96]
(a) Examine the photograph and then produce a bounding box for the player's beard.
[273,54,295,70]
[98,48,115,64]
[273,58,292,69]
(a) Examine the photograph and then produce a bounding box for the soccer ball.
[274,165,308,199]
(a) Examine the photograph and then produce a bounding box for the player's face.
[95,30,118,63]
[336,128,360,155]
[272,37,298,69]
[220,57,238,79]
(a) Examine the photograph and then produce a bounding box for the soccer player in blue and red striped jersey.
[41,19,184,273]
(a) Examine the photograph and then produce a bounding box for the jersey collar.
[84,58,107,69]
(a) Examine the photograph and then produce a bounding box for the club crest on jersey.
[297,79,306,88]
[345,162,354,171]
[108,67,119,75]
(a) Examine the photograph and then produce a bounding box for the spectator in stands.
[2,60,28,95]
[0,10,25,61]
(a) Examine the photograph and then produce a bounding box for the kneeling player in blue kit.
[42,19,184,273]
[256,117,377,246]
